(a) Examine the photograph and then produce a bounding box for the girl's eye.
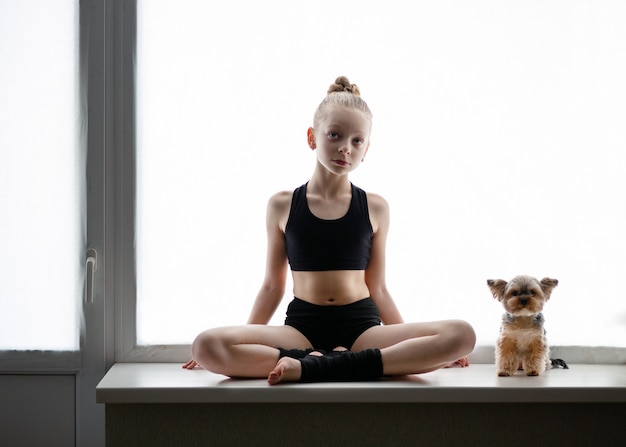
[354,139,364,145]
[328,132,339,139]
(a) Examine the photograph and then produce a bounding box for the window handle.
[85,248,98,304]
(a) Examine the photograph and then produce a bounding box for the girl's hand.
[182,359,201,370]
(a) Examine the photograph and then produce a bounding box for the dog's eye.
[511,291,519,297]
[530,291,536,296]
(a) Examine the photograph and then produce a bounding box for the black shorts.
[284,297,382,351]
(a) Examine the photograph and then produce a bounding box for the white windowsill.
[96,363,626,404]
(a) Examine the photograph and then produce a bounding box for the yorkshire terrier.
[487,275,566,376]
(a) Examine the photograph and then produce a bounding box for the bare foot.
[267,357,302,385]
[182,359,201,370]
[444,356,470,368]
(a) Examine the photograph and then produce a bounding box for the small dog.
[487,275,558,376]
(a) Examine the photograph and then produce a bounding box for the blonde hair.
[313,76,373,128]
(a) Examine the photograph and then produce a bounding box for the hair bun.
[327,76,361,96]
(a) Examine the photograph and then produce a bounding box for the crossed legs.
[190,319,476,384]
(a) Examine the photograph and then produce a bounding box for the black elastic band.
[278,348,316,359]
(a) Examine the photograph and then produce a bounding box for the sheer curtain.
[136,0,626,347]
[0,1,81,350]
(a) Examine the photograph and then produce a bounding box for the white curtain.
[0,0,81,350]
[136,0,626,347]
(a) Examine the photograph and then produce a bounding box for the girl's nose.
[338,144,351,154]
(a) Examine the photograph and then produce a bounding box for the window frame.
[114,0,626,365]
[113,0,191,363]
[0,2,113,444]
[0,0,84,373]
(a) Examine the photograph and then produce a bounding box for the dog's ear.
[487,279,507,301]
[540,278,558,300]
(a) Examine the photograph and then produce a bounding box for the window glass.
[136,0,626,347]
[0,0,81,350]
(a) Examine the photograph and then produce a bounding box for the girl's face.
[308,106,371,177]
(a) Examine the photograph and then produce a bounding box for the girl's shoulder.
[364,191,390,233]
[365,191,389,213]
[267,190,293,210]
[267,190,294,231]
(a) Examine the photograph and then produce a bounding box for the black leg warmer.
[299,348,383,383]
[278,348,316,359]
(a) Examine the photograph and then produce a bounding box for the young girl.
[184,76,476,384]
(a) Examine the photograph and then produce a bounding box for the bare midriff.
[291,270,370,306]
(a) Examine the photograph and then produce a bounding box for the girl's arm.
[364,193,405,325]
[183,193,289,370]
[247,192,291,324]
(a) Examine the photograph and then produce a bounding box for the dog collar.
[503,312,545,326]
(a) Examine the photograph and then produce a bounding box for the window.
[0,0,81,352]
[129,0,626,359]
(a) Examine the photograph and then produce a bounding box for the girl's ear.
[307,127,316,149]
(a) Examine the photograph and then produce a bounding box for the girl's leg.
[191,324,313,378]
[351,319,476,375]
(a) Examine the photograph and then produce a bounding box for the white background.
[136,0,626,347]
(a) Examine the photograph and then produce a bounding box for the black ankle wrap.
[299,348,383,383]
[278,348,316,359]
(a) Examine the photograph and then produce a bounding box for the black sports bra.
[284,183,373,271]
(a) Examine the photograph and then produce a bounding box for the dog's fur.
[487,275,558,376]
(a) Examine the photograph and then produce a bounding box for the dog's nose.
[519,298,528,306]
